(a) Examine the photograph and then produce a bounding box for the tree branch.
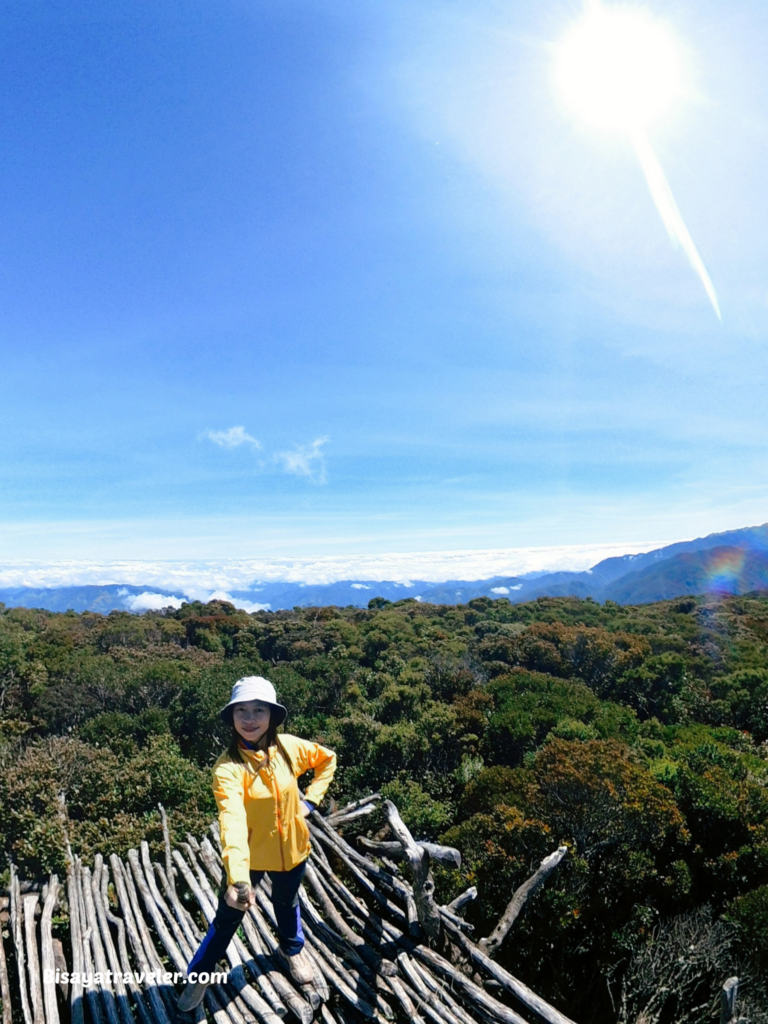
[479,846,567,957]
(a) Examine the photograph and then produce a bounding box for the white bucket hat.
[220,676,287,728]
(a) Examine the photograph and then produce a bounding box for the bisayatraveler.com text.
[44,969,228,986]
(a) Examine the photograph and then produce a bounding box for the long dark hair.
[226,712,293,774]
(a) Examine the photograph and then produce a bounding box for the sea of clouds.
[0,539,665,612]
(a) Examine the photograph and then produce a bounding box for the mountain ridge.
[2,522,768,613]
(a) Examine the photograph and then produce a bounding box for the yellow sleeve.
[283,734,337,808]
[212,760,250,885]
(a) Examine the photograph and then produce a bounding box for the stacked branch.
[1,795,578,1024]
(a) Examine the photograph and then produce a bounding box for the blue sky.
[2,0,768,562]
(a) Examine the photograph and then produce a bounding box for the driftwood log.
[0,886,12,1024]
[40,877,61,1024]
[479,846,568,957]
[1,796,581,1024]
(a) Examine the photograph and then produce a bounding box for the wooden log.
[437,907,474,934]
[368,915,530,1024]
[309,835,333,873]
[22,893,45,1024]
[405,895,420,938]
[126,851,189,975]
[479,847,567,958]
[89,859,136,1024]
[307,827,408,926]
[157,804,177,898]
[210,820,224,855]
[306,855,369,927]
[0,885,13,1024]
[308,863,400,983]
[65,866,85,1024]
[139,845,183,935]
[73,864,106,1024]
[380,857,402,878]
[117,858,181,1021]
[297,891,367,974]
[358,839,461,869]
[383,801,441,939]
[409,957,479,1024]
[152,862,200,951]
[302,862,387,975]
[437,919,578,1024]
[146,862,226,1024]
[309,821,412,904]
[138,847,196,956]
[98,863,153,1024]
[721,977,739,1024]
[325,806,379,827]
[200,835,223,867]
[108,856,173,1024]
[171,850,217,923]
[199,839,225,887]
[298,936,376,1020]
[446,888,477,915]
[51,940,68,1002]
[328,793,381,817]
[81,867,121,1024]
[205,982,248,1024]
[318,1005,339,1024]
[298,908,390,1018]
[396,972,466,1024]
[40,877,61,1024]
[380,973,425,1024]
[11,865,34,1024]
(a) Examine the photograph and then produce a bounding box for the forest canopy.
[1,591,768,1022]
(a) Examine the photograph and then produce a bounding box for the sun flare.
[553,2,720,319]
[554,3,682,131]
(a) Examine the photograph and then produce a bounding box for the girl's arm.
[283,736,337,808]
[212,761,251,885]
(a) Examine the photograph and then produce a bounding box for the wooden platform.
[0,795,576,1024]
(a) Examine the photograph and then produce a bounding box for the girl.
[178,675,337,1012]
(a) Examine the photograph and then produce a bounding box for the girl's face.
[232,701,271,746]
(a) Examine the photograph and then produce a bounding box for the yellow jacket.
[212,733,337,884]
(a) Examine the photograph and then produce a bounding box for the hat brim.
[220,701,287,728]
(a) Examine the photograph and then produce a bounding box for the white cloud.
[0,539,670,593]
[124,592,186,612]
[204,426,261,449]
[490,586,509,594]
[351,583,371,590]
[206,589,270,613]
[275,437,328,483]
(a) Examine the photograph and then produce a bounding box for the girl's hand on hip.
[225,883,255,910]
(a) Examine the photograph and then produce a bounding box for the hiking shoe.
[277,947,315,987]
[177,980,209,1012]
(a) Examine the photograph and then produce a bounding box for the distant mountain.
[0,584,183,614]
[604,546,768,604]
[2,522,768,614]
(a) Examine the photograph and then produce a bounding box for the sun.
[554,3,683,132]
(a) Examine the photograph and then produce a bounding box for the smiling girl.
[178,676,337,1012]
